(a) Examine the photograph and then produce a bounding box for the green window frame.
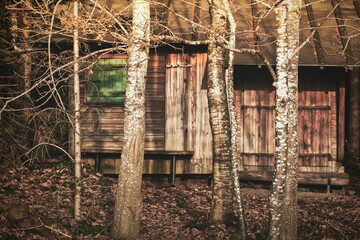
[86,57,127,103]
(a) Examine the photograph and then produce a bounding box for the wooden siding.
[80,54,346,178]
[165,53,212,174]
[81,50,166,153]
[298,77,332,172]
[81,51,212,174]
[235,66,345,174]
[235,66,275,172]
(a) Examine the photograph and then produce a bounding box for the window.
[86,56,127,103]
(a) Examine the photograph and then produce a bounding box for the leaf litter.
[0,159,359,239]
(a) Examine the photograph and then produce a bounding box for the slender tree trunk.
[348,68,360,169]
[207,0,235,224]
[11,11,33,142]
[269,1,300,240]
[73,0,82,221]
[269,4,288,238]
[281,1,300,239]
[111,0,150,239]
[221,0,246,237]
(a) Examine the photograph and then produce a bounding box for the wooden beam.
[165,0,171,31]
[250,0,262,66]
[353,1,360,18]
[105,0,113,9]
[332,0,355,66]
[192,0,201,40]
[239,171,349,186]
[305,0,326,65]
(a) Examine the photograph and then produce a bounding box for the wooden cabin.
[79,0,360,186]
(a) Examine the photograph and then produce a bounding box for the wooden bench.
[83,149,194,186]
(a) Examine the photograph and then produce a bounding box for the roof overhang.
[71,0,360,67]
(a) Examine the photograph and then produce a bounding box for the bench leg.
[327,178,331,194]
[170,155,176,186]
[95,153,100,172]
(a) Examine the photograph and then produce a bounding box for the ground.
[1,159,359,239]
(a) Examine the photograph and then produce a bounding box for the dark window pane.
[87,57,127,103]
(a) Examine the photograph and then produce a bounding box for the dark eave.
[78,0,360,67]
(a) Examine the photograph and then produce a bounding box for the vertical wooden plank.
[165,54,185,150]
[319,109,330,154]
[258,109,264,157]
[338,78,345,160]
[300,109,311,155]
[184,54,195,151]
[176,54,185,148]
[146,51,166,150]
[268,108,275,154]
[243,108,251,154]
[186,53,213,174]
[253,108,259,154]
[234,76,244,171]
[330,88,337,161]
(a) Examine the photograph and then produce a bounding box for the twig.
[4,222,43,233]
[23,142,75,163]
[36,217,72,238]
[95,221,113,236]
[43,224,72,239]
[325,220,348,240]
[306,222,319,238]
[4,217,72,239]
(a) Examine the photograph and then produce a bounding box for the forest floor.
[1,159,360,240]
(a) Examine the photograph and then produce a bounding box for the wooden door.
[236,67,340,173]
[165,53,194,151]
[239,71,275,172]
[298,77,335,172]
[165,53,212,174]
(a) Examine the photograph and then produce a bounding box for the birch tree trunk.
[207,0,235,224]
[221,0,246,237]
[73,0,82,221]
[348,68,360,171]
[269,1,301,239]
[281,1,300,239]
[269,5,288,238]
[111,0,150,239]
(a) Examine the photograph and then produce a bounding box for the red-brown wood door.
[236,67,340,173]
[298,78,336,172]
[237,68,275,172]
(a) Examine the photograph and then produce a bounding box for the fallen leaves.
[0,160,359,239]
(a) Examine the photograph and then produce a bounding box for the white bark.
[73,0,82,221]
[221,0,246,238]
[269,3,288,239]
[281,1,300,239]
[111,0,150,239]
[269,1,300,239]
[207,0,235,224]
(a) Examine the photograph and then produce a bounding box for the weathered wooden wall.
[80,53,346,178]
[234,66,346,174]
[81,51,166,151]
[165,53,212,174]
[80,51,167,173]
[235,67,275,173]
[80,51,213,174]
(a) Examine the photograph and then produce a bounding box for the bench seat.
[82,149,194,185]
